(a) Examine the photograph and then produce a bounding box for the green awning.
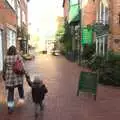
[81,27,93,45]
[70,0,78,6]
[68,4,80,24]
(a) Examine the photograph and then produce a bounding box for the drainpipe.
[79,0,83,64]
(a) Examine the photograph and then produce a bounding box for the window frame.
[6,0,16,11]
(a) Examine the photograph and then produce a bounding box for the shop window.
[98,1,109,24]
[95,1,109,56]
[7,29,16,48]
[96,34,108,56]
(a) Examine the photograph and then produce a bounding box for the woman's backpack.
[13,56,25,75]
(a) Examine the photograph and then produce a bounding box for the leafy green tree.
[61,21,72,52]
[55,24,65,40]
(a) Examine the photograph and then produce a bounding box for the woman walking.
[2,46,25,114]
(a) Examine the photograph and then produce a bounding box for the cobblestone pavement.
[0,54,120,120]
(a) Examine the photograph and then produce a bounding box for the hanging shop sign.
[81,26,93,45]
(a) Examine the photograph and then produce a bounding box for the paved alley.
[0,54,120,120]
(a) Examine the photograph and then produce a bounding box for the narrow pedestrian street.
[0,54,120,120]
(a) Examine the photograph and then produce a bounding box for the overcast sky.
[28,0,63,35]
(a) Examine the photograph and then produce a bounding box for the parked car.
[52,49,60,56]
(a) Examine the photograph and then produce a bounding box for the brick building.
[16,0,29,53]
[0,0,17,71]
[108,0,120,52]
[0,0,29,71]
[63,0,81,63]
[62,0,120,60]
[79,0,120,53]
[63,0,69,22]
[95,0,120,54]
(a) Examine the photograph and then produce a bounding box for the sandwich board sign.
[77,71,98,100]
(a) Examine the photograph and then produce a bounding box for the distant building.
[56,16,64,30]
[17,0,29,53]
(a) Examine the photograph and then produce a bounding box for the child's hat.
[34,76,43,84]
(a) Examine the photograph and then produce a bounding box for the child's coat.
[26,75,48,104]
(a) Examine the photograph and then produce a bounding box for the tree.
[59,21,72,53]
[55,24,65,40]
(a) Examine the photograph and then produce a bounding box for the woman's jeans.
[7,85,24,108]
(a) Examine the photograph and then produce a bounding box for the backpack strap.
[16,54,20,60]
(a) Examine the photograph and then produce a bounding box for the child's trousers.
[34,101,43,113]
